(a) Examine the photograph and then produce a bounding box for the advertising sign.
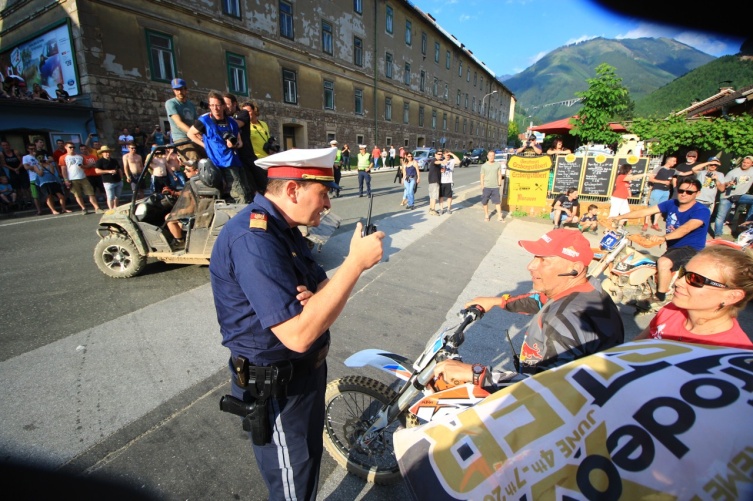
[0,21,79,98]
[395,340,753,500]
[507,155,552,209]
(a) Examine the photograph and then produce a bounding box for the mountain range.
[503,37,717,124]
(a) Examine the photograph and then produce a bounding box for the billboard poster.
[0,21,79,98]
[395,340,753,500]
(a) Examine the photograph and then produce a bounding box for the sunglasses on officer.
[677,266,727,289]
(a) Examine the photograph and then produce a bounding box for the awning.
[530,116,627,134]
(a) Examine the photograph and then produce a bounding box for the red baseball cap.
[518,229,593,267]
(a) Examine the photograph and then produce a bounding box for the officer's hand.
[433,359,473,386]
[295,285,313,306]
[348,222,384,270]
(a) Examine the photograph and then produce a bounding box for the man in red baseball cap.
[433,228,624,389]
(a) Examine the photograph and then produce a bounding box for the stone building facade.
[1,0,514,154]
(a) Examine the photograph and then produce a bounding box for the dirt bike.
[593,227,753,307]
[323,306,492,484]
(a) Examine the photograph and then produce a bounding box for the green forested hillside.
[634,56,753,117]
[504,37,715,124]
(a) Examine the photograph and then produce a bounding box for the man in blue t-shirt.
[187,91,247,203]
[610,178,710,306]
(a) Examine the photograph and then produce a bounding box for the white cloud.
[458,14,472,23]
[564,35,599,46]
[528,50,548,66]
[674,32,732,56]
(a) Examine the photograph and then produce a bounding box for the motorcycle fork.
[358,362,436,447]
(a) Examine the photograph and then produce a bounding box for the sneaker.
[429,209,439,216]
[651,224,660,231]
[95,208,104,214]
[589,229,598,235]
[642,224,649,232]
[81,209,89,215]
[407,205,414,210]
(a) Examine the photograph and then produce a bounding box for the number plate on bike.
[600,231,621,251]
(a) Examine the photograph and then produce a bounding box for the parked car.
[574,144,614,156]
[469,148,487,164]
[494,151,508,164]
[412,147,436,171]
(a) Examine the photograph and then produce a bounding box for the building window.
[444,83,448,100]
[418,106,424,127]
[403,63,411,85]
[446,50,451,69]
[322,20,333,55]
[467,67,470,82]
[419,70,425,92]
[385,97,392,121]
[463,118,467,133]
[458,60,462,77]
[222,0,241,18]
[146,30,176,82]
[385,52,393,79]
[480,77,483,89]
[283,69,297,104]
[421,32,427,55]
[386,5,393,34]
[456,89,461,106]
[226,52,247,94]
[354,37,363,66]
[280,1,294,39]
[354,0,362,15]
[454,117,459,132]
[434,42,440,63]
[443,113,447,130]
[324,80,334,110]
[405,20,412,45]
[432,78,438,97]
[474,71,477,86]
[431,110,437,129]
[472,96,476,112]
[355,88,363,114]
[403,102,410,124]
[464,93,468,108]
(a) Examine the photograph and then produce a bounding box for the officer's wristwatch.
[471,364,486,386]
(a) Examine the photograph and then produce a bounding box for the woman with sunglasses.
[402,153,419,209]
[636,246,753,349]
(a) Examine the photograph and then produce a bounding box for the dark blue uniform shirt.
[210,193,329,365]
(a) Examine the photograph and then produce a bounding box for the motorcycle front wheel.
[323,375,416,485]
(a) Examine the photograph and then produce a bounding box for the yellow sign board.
[507,155,552,209]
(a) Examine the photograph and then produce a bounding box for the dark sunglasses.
[677,266,727,289]
[676,189,698,195]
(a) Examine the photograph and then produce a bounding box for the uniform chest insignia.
[249,211,268,230]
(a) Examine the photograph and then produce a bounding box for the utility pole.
[482,90,497,150]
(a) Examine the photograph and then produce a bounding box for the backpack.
[198,158,222,190]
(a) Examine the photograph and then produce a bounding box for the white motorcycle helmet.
[737,228,753,249]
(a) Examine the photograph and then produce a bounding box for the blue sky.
[410,0,746,77]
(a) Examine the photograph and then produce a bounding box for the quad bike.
[93,141,341,278]
[323,306,493,484]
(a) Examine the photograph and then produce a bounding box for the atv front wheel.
[94,235,146,278]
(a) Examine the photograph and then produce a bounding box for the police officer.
[210,147,384,500]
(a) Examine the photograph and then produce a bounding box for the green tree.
[570,64,632,145]
[629,114,753,157]
[507,120,520,147]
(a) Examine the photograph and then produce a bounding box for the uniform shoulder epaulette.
[249,210,268,231]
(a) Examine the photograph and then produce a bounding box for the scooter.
[460,151,472,167]
[323,306,491,484]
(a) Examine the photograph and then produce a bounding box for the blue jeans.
[715,194,753,236]
[404,178,416,206]
[358,170,371,196]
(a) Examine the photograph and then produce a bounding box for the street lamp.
[482,90,497,149]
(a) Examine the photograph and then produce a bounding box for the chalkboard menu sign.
[617,157,649,198]
[551,156,584,194]
[582,156,614,196]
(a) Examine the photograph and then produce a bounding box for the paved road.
[1,166,750,500]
